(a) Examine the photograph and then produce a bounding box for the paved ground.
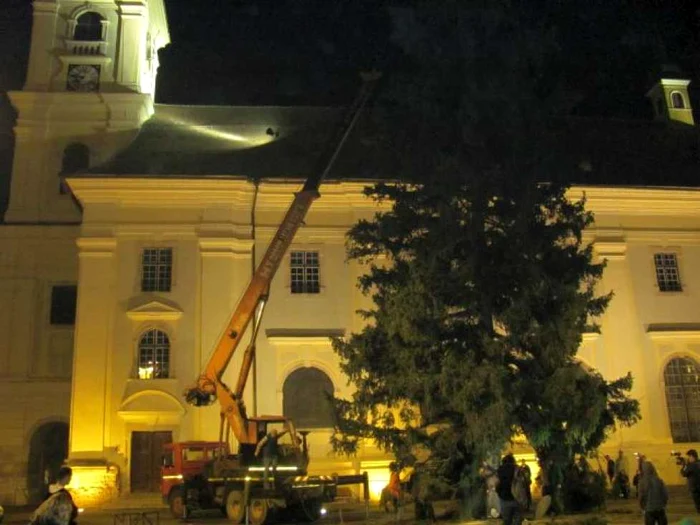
[4,487,699,525]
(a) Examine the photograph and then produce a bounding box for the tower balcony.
[66,40,108,56]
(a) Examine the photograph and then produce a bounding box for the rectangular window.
[141,248,173,292]
[290,251,320,294]
[50,285,77,325]
[654,253,682,292]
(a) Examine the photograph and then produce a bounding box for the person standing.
[379,462,401,512]
[614,450,631,499]
[680,449,700,513]
[497,454,522,525]
[605,455,615,486]
[255,429,287,489]
[639,461,668,525]
[519,460,532,511]
[30,466,78,525]
[615,450,630,478]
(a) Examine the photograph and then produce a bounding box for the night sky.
[0,1,699,215]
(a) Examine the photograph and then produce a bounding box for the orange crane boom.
[184,72,381,448]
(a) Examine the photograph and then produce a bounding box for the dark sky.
[1,0,698,106]
[0,0,699,216]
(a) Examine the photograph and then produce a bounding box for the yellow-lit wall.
[4,0,697,507]
[0,226,78,505]
[62,180,700,506]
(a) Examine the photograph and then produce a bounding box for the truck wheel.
[296,497,322,522]
[168,488,186,519]
[248,498,268,525]
[225,490,245,523]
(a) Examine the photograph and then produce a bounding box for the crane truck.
[160,73,381,525]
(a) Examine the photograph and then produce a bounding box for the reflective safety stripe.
[247,466,298,472]
[162,474,183,480]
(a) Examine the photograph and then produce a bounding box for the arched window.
[74,12,103,41]
[283,367,334,428]
[137,329,170,379]
[61,143,90,174]
[664,356,700,442]
[671,91,686,109]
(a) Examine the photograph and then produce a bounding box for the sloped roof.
[89,104,391,180]
[88,103,700,187]
[555,117,700,186]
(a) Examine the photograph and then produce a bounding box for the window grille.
[290,251,320,294]
[664,357,700,442]
[654,253,682,292]
[141,248,173,292]
[137,329,170,379]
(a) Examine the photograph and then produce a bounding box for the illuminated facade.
[1,0,699,508]
[0,0,169,506]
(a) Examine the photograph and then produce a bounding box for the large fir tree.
[331,1,640,512]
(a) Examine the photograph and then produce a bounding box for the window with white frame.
[141,248,173,292]
[290,251,320,294]
[654,253,682,292]
[664,357,700,442]
[137,329,170,379]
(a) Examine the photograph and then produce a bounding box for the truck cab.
[161,441,228,514]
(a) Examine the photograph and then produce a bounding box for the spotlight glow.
[159,114,278,147]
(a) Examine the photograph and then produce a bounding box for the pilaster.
[115,2,148,92]
[196,238,253,443]
[24,0,59,91]
[594,237,654,444]
[69,238,117,456]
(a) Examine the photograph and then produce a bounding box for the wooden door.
[130,431,172,492]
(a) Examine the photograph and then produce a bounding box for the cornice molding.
[581,332,602,343]
[199,237,253,257]
[646,324,700,341]
[266,329,345,345]
[570,186,700,217]
[126,299,183,322]
[593,242,627,260]
[67,177,384,210]
[76,237,116,254]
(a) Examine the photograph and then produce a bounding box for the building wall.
[575,188,700,484]
[0,226,78,505]
[0,180,697,506]
[63,179,700,505]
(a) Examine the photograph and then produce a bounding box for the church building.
[1,0,699,507]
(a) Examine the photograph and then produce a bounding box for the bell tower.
[646,77,694,127]
[4,0,170,223]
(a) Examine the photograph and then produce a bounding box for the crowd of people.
[27,446,700,525]
[380,448,700,525]
[604,448,700,521]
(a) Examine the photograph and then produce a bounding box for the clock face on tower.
[66,64,101,92]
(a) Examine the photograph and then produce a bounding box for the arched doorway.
[283,367,335,429]
[27,421,69,503]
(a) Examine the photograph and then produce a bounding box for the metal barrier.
[113,511,160,525]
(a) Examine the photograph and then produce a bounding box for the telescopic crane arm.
[184,72,381,447]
